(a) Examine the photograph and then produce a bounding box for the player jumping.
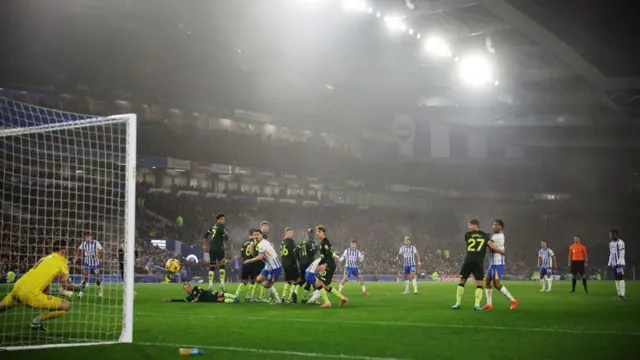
[281,227,299,303]
[202,213,228,292]
[164,283,239,303]
[76,232,104,298]
[314,226,348,308]
[338,240,368,295]
[243,229,282,304]
[397,237,421,295]
[538,240,557,292]
[452,219,504,311]
[1,240,75,331]
[608,230,626,300]
[483,220,518,311]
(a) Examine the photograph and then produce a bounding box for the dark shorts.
[284,265,300,282]
[459,261,484,280]
[318,266,335,285]
[571,261,586,275]
[241,264,254,280]
[209,247,225,263]
[119,262,125,279]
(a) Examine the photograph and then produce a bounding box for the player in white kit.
[243,229,282,304]
[338,240,368,295]
[538,240,557,292]
[75,232,104,298]
[608,230,626,300]
[483,220,518,311]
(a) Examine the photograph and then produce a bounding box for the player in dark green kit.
[296,228,317,289]
[281,227,299,303]
[452,219,504,311]
[235,229,259,300]
[202,213,228,292]
[163,283,239,303]
[315,226,348,308]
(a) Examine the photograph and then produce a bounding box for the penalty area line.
[136,342,407,360]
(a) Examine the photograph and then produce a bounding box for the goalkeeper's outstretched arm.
[57,273,75,296]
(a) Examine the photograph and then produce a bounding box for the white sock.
[308,290,321,302]
[615,280,620,295]
[361,285,366,292]
[412,278,418,292]
[500,286,516,301]
[404,280,409,292]
[269,286,280,302]
[338,284,344,292]
[620,280,626,297]
[546,277,553,290]
[31,316,42,324]
[540,279,546,290]
[485,288,493,305]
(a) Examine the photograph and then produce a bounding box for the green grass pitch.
[1,281,638,359]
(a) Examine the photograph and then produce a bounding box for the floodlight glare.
[458,55,494,87]
[343,0,367,11]
[425,36,451,57]
[383,16,407,32]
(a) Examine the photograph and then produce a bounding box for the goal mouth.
[1,98,137,349]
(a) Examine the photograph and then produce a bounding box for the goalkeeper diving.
[163,282,240,303]
[0,240,75,331]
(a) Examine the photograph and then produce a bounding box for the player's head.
[468,219,480,231]
[492,219,504,233]
[260,221,270,234]
[609,230,619,240]
[350,240,357,249]
[541,239,547,248]
[84,232,92,242]
[248,228,256,237]
[183,282,193,294]
[315,225,326,239]
[573,235,581,244]
[52,240,68,256]
[404,237,411,246]
[307,228,315,239]
[253,229,263,240]
[215,213,226,225]
[285,227,294,239]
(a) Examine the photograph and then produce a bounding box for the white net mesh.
[0,98,136,349]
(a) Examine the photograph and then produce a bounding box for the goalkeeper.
[163,283,239,303]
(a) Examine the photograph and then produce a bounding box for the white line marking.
[137,341,406,360]
[136,312,640,337]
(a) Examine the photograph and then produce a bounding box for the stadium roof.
[1,0,639,126]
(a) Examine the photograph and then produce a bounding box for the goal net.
[0,98,136,350]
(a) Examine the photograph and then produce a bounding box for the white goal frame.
[0,114,137,350]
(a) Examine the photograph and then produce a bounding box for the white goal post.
[0,98,136,350]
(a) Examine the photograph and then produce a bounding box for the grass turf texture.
[1,281,638,359]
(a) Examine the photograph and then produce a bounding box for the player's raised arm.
[202,229,210,252]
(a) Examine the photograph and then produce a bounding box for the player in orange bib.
[0,240,75,331]
[568,236,588,294]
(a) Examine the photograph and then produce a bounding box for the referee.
[568,235,588,294]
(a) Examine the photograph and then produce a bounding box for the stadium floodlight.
[424,36,451,58]
[0,98,137,350]
[409,28,414,35]
[383,16,407,32]
[342,0,367,12]
[367,7,373,14]
[458,54,495,87]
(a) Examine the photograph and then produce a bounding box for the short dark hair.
[574,235,581,239]
[254,229,263,235]
[469,219,480,226]
[215,213,226,220]
[493,219,504,228]
[351,240,356,244]
[315,225,326,233]
[285,227,293,232]
[52,240,67,252]
[307,228,315,234]
[541,239,547,243]
[610,229,619,236]
[248,228,256,236]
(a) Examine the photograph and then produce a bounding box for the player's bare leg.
[338,273,348,294]
[492,278,517,310]
[483,276,494,310]
[357,274,368,295]
[31,300,71,331]
[78,269,89,297]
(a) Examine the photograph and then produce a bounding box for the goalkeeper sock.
[474,286,483,307]
[327,287,345,300]
[33,311,67,323]
[282,283,291,299]
[499,286,515,301]
[208,270,215,289]
[218,266,226,287]
[485,288,493,305]
[455,284,464,306]
[320,289,330,304]
[235,283,246,297]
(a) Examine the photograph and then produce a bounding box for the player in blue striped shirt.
[75,232,104,298]
[397,237,421,295]
[537,240,557,292]
[338,241,368,296]
[608,230,626,300]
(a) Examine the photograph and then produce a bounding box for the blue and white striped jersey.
[538,248,555,268]
[340,248,363,268]
[489,232,505,266]
[258,239,282,270]
[399,245,418,266]
[306,258,322,273]
[79,240,103,267]
[608,239,626,267]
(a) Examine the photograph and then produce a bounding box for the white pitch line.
[136,311,640,337]
[137,341,407,360]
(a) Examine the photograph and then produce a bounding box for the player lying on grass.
[163,283,239,303]
[0,240,75,331]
